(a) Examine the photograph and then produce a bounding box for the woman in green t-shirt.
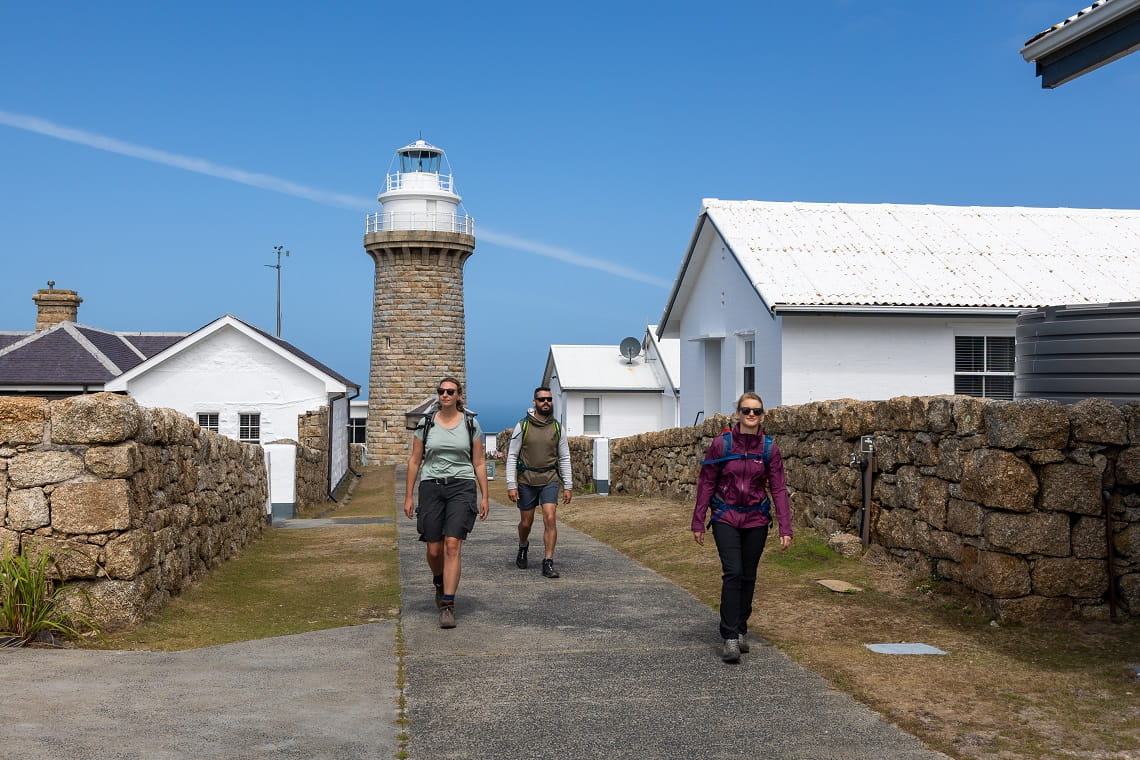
[403,376,489,628]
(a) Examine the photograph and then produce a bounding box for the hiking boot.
[439,603,456,629]
[738,633,750,653]
[515,544,528,569]
[434,582,444,610]
[541,558,560,578]
[721,638,741,663]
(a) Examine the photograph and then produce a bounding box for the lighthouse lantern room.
[367,139,474,235]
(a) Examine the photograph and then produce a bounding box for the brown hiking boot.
[439,603,456,629]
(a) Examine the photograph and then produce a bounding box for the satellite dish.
[619,336,642,364]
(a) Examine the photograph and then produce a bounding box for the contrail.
[0,108,669,289]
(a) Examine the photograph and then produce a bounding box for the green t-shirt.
[415,413,483,481]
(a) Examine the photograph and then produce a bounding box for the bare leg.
[518,508,535,544]
[541,502,558,559]
[442,536,463,595]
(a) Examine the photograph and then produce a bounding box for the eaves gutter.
[1021,0,1140,61]
[772,305,1027,317]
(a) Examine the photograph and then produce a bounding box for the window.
[954,336,1015,400]
[742,338,756,393]
[239,413,261,443]
[348,417,367,444]
[583,397,601,435]
[197,413,219,432]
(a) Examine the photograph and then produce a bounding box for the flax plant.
[0,546,98,646]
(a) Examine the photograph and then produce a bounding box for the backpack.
[701,429,774,524]
[418,408,477,463]
[516,416,562,474]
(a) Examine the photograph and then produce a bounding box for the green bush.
[0,546,98,646]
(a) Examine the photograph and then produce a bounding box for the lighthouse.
[364,139,476,463]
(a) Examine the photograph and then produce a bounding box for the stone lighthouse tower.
[364,139,476,463]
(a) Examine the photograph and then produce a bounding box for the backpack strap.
[420,411,477,464]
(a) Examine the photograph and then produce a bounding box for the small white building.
[658,200,1140,423]
[103,314,357,516]
[542,325,681,437]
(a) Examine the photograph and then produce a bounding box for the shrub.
[0,546,99,646]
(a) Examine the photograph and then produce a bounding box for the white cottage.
[542,325,681,437]
[658,200,1140,423]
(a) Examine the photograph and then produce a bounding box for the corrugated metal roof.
[705,201,1140,309]
[549,345,665,391]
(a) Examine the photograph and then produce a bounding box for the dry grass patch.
[563,492,1140,760]
[99,465,400,651]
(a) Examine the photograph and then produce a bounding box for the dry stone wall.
[294,406,329,516]
[605,396,1140,623]
[0,393,268,629]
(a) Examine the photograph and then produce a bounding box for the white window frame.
[583,397,601,436]
[741,335,756,394]
[197,412,219,433]
[239,412,261,443]
[954,335,1015,400]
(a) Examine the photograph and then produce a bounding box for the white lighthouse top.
[367,138,474,236]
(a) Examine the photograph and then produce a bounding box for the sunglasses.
[738,407,764,416]
[437,388,458,396]
[534,397,553,403]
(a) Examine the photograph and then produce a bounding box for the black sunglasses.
[738,407,764,416]
[437,388,457,396]
[534,397,553,402]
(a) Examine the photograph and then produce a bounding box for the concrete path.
[1,612,399,759]
[398,481,950,760]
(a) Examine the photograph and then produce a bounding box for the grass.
[99,465,400,651]
[0,546,99,645]
[554,490,1140,760]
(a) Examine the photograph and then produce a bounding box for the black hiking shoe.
[541,558,560,578]
[516,544,528,569]
[721,638,741,663]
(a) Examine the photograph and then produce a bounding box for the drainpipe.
[345,387,362,477]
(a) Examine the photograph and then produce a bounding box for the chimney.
[32,281,82,331]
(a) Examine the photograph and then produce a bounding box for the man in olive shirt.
[505,387,572,578]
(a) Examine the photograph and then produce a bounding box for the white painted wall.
[263,443,297,507]
[676,229,779,423]
[560,391,668,438]
[329,396,349,490]
[780,315,1016,404]
[122,326,330,446]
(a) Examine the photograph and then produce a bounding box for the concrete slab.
[0,623,399,760]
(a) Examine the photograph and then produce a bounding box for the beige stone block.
[1039,463,1102,515]
[50,393,140,444]
[961,546,1031,598]
[1069,398,1128,445]
[952,396,990,435]
[1071,516,1107,559]
[8,451,85,487]
[7,487,50,530]
[947,498,985,536]
[989,595,1072,623]
[22,535,100,579]
[0,526,21,555]
[983,399,1069,449]
[895,466,949,528]
[66,573,157,630]
[51,479,133,533]
[1118,447,1140,486]
[104,530,156,580]
[984,511,1069,556]
[0,468,7,517]
[85,442,142,479]
[1120,572,1140,614]
[961,449,1037,512]
[1031,557,1108,597]
[0,396,48,445]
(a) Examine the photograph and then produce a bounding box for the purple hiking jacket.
[691,425,793,537]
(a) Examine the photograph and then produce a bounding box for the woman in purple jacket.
[692,392,793,663]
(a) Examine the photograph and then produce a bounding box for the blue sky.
[2,1,1139,433]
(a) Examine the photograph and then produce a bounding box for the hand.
[780,535,792,550]
[562,489,572,505]
[478,498,489,520]
[403,500,414,519]
[693,530,704,546]
[507,488,519,503]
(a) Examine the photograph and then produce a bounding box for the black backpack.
[418,408,478,463]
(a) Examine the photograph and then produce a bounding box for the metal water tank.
[1015,301,1140,405]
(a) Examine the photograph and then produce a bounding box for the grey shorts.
[417,478,478,542]
[517,481,560,511]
